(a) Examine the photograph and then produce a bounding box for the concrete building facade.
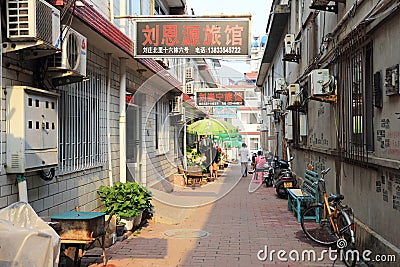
[257,0,400,262]
[0,0,215,218]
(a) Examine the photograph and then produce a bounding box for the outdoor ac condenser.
[272,99,282,112]
[185,82,194,95]
[309,69,332,96]
[6,0,60,48]
[284,34,295,55]
[186,67,194,80]
[285,110,293,140]
[266,104,274,116]
[48,26,87,77]
[288,84,301,106]
[275,78,287,94]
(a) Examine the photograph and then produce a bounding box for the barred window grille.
[338,39,373,163]
[58,68,107,174]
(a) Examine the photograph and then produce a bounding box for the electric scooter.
[263,155,288,186]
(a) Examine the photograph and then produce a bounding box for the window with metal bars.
[58,69,107,174]
[339,40,374,162]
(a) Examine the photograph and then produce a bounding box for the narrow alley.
[84,164,347,267]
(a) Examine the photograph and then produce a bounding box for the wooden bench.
[287,169,319,223]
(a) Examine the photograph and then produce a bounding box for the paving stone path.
[84,164,349,267]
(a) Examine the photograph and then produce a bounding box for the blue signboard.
[213,106,238,118]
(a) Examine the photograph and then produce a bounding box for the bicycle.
[300,168,356,267]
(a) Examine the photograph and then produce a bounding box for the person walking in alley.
[239,143,250,177]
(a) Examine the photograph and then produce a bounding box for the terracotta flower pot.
[133,210,143,228]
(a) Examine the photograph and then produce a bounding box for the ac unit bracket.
[2,41,59,59]
[309,94,337,103]
[310,3,338,13]
[50,74,88,87]
[282,53,301,63]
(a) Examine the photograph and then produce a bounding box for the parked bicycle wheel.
[300,204,337,246]
[336,212,356,267]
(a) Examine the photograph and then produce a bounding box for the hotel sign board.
[196,91,244,106]
[135,17,250,58]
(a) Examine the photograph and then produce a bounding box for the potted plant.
[98,181,153,231]
[115,218,126,236]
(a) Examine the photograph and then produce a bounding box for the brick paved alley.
[85,164,350,267]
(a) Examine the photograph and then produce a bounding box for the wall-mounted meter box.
[6,86,59,173]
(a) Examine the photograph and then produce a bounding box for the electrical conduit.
[119,58,127,183]
[107,54,113,186]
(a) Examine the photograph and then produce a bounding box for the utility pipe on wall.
[0,4,3,176]
[119,58,127,183]
[183,108,187,169]
[17,175,28,203]
[106,53,113,186]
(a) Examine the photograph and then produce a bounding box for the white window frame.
[156,99,170,154]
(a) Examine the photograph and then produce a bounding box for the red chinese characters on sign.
[203,25,221,45]
[225,25,244,45]
[142,25,160,46]
[196,91,244,106]
[161,25,179,46]
[136,19,249,57]
[182,25,201,46]
[198,93,207,103]
[141,24,242,47]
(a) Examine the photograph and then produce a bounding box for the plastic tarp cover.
[0,202,60,267]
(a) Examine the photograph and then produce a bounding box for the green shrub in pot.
[98,182,153,224]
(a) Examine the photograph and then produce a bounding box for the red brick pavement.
[85,164,348,267]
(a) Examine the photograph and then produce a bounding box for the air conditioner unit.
[266,104,274,116]
[309,69,332,96]
[275,78,287,94]
[163,58,170,69]
[171,95,182,113]
[48,26,87,77]
[6,0,61,48]
[185,83,194,95]
[284,34,295,55]
[257,113,262,124]
[283,34,300,63]
[154,57,169,69]
[175,107,186,124]
[285,110,293,140]
[288,84,301,106]
[272,99,282,112]
[300,114,307,136]
[186,67,194,80]
[264,95,273,106]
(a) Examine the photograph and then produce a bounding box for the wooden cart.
[51,211,108,266]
